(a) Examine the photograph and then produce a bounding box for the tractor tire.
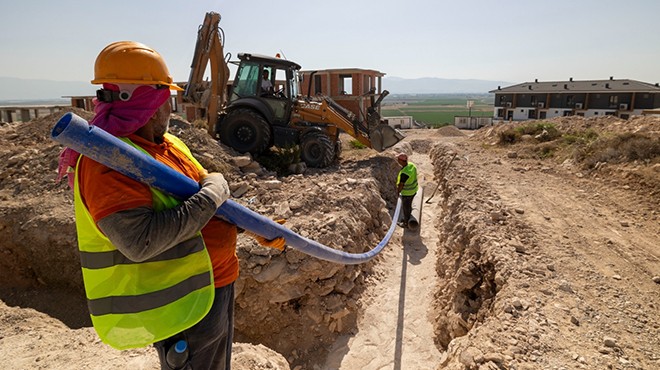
[218,108,271,155]
[300,130,335,168]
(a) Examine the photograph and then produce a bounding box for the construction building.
[0,105,67,123]
[490,77,660,121]
[300,68,386,126]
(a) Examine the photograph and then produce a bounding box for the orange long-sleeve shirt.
[77,134,238,288]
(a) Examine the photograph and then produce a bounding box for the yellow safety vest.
[73,133,214,350]
[397,162,418,196]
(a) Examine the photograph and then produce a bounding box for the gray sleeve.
[97,192,219,262]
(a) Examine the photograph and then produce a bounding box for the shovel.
[425,152,457,204]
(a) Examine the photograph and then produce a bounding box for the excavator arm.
[183,12,230,137]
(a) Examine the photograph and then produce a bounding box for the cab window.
[231,62,260,100]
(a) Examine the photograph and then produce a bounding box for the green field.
[382,94,494,127]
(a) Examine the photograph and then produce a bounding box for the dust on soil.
[1,111,658,370]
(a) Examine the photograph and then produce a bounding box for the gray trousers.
[155,283,235,370]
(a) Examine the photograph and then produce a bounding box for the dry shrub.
[518,122,561,142]
[561,129,599,146]
[575,133,660,168]
[498,122,560,145]
[258,145,301,175]
[349,139,367,149]
[534,141,559,159]
[191,119,208,130]
[497,128,521,145]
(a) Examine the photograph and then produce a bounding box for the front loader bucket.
[370,124,405,152]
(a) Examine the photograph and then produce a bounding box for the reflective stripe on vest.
[397,162,418,196]
[73,133,214,350]
[79,236,204,270]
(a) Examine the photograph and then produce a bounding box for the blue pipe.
[52,112,401,264]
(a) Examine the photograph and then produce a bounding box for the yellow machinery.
[183,12,403,167]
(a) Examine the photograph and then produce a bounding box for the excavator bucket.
[369,124,405,152]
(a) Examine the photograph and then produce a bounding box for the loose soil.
[0,111,658,370]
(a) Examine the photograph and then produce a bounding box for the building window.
[566,95,574,105]
[314,75,322,95]
[609,96,619,104]
[339,74,352,95]
[363,75,372,94]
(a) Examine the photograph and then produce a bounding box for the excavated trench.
[264,138,508,368]
[429,143,500,351]
[0,110,509,368]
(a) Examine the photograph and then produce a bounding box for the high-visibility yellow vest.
[397,162,418,196]
[73,133,214,350]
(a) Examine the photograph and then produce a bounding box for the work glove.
[199,171,230,208]
[245,219,287,250]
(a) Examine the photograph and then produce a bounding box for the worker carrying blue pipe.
[55,40,263,368]
[53,40,401,367]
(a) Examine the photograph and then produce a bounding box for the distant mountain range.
[383,76,513,94]
[0,76,513,102]
[0,77,94,102]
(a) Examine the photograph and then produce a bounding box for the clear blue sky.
[2,0,660,84]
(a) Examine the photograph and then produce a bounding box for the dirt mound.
[0,299,290,370]
[409,139,434,154]
[436,125,467,137]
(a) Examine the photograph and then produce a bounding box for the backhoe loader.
[183,12,404,168]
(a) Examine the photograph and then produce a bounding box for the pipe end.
[51,112,74,139]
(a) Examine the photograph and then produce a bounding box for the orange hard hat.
[397,153,408,161]
[91,41,183,91]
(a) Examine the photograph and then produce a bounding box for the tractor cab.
[228,53,301,128]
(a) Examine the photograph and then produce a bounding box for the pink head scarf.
[57,84,172,189]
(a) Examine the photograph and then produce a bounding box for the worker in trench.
[395,152,419,229]
[57,40,284,370]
